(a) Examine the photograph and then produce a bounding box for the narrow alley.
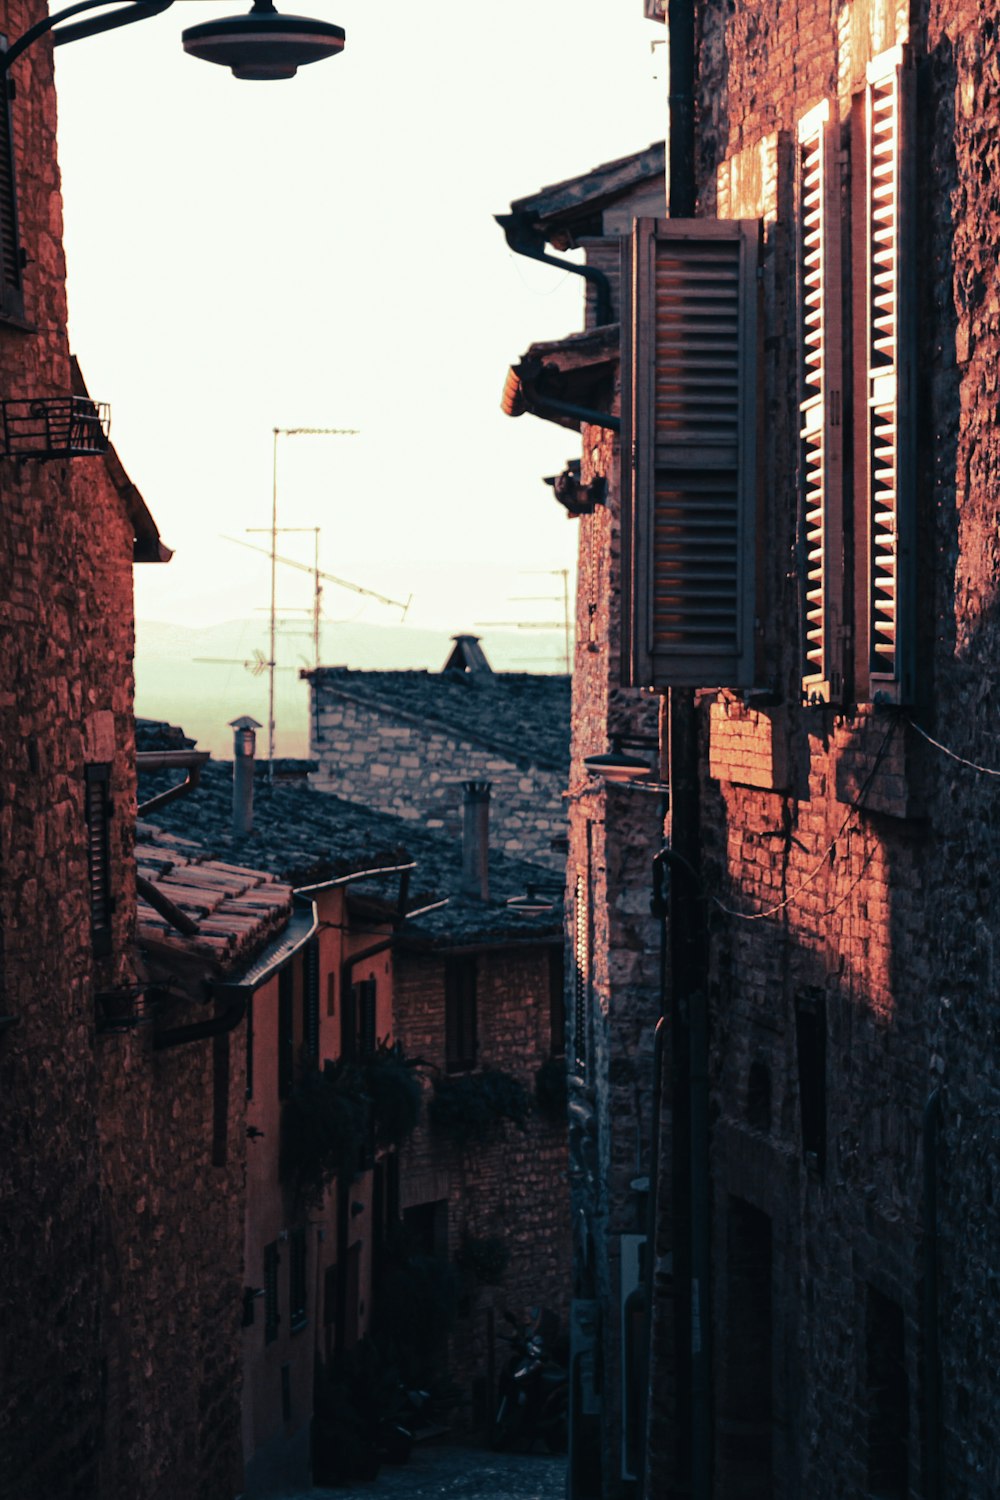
[275,1444,565,1500]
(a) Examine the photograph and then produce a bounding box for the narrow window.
[549,945,566,1058]
[720,1198,773,1500]
[866,1286,908,1496]
[798,100,846,704]
[0,59,24,323]
[359,977,377,1058]
[245,994,254,1101]
[277,966,294,1101]
[795,995,827,1174]
[303,937,320,1064]
[445,958,477,1073]
[264,1242,280,1343]
[85,765,113,958]
[280,1362,292,1423]
[290,1228,307,1332]
[622,217,760,689]
[863,48,916,703]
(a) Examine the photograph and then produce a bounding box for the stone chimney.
[462,780,491,900]
[230,715,261,838]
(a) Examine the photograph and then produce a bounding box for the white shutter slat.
[865,49,915,701]
[623,217,759,689]
[798,100,845,704]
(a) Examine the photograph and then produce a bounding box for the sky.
[52,1,666,745]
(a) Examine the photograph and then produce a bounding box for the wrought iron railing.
[1,394,110,459]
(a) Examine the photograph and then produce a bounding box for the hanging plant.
[281,1058,370,1208]
[534,1056,569,1123]
[428,1068,530,1149]
[365,1041,423,1149]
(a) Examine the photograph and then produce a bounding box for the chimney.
[462,780,491,900]
[230,715,262,838]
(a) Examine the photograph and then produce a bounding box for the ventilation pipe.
[462,781,491,900]
[230,715,261,837]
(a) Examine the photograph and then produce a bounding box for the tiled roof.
[508,142,665,235]
[136,832,293,972]
[137,755,563,949]
[303,668,571,774]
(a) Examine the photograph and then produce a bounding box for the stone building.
[499,146,666,1498]
[139,733,571,1451]
[516,0,1000,1497]
[302,635,570,871]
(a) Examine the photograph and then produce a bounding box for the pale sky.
[54,1,666,649]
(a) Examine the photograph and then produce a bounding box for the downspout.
[153,984,248,1050]
[923,1089,943,1499]
[665,0,710,1494]
[135,749,210,816]
[495,211,615,325]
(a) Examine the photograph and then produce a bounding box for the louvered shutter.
[798,102,846,703]
[573,873,588,1077]
[303,937,320,1062]
[0,68,23,322]
[85,765,113,958]
[622,218,760,689]
[865,48,915,702]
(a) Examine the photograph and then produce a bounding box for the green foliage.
[455,1232,511,1285]
[281,1058,369,1209]
[534,1055,569,1123]
[366,1040,423,1149]
[428,1067,530,1149]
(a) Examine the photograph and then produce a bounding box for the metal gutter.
[496,210,614,324]
[136,749,211,816]
[293,859,416,896]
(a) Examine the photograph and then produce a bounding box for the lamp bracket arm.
[2,0,174,72]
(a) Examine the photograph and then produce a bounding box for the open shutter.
[0,64,23,322]
[865,48,915,702]
[85,765,113,958]
[622,218,760,689]
[798,102,846,703]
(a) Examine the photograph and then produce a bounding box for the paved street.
[280,1443,566,1499]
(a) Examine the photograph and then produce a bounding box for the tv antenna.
[475,568,572,672]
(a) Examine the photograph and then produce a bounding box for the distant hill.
[134,617,570,758]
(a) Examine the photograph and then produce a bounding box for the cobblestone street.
[278,1444,566,1499]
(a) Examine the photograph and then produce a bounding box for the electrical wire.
[907,717,1000,777]
[711,717,898,923]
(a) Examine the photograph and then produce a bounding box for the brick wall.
[394,944,571,1419]
[309,688,566,871]
[637,1,1000,1495]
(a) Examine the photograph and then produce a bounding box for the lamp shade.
[182,1,345,79]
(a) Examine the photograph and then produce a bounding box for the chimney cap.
[229,715,263,731]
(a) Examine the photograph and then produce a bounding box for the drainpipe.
[495,211,614,325]
[462,781,491,901]
[230,715,261,838]
[923,1089,943,1499]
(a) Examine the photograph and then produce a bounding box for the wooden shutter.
[798,102,846,703]
[277,965,294,1100]
[622,218,760,689]
[573,873,588,1077]
[85,765,113,958]
[0,66,23,322]
[865,48,915,702]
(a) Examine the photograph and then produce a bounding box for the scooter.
[491,1306,568,1454]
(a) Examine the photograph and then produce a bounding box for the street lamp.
[2,0,345,80]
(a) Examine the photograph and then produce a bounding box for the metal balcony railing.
[1,395,110,459]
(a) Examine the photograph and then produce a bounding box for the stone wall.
[309,687,566,871]
[395,945,571,1420]
[638,1,1000,1495]
[0,11,246,1495]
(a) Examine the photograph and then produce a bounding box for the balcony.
[1,395,110,460]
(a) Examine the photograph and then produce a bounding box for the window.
[277,966,294,1101]
[264,1241,279,1343]
[622,217,760,689]
[861,47,916,703]
[445,957,477,1073]
[798,100,846,704]
[303,938,320,1064]
[290,1229,307,1332]
[0,60,24,323]
[344,976,377,1060]
[866,1286,908,1497]
[795,995,826,1174]
[84,765,113,958]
